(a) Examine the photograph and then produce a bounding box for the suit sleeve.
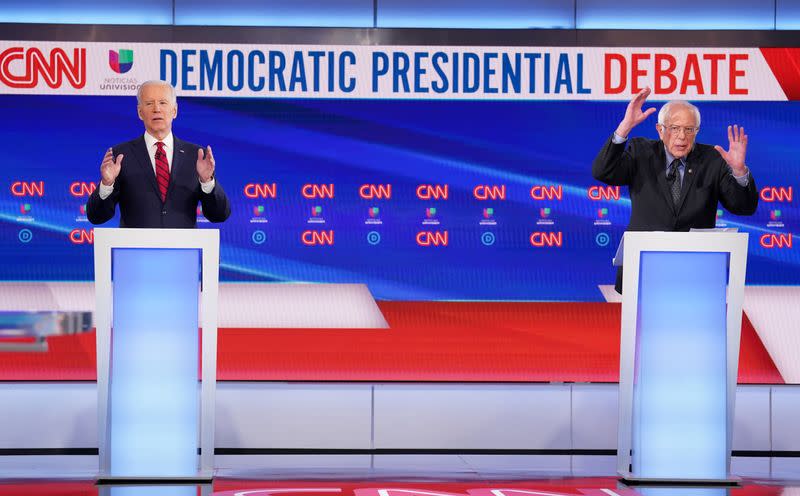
[86,186,120,225]
[717,161,758,216]
[592,134,636,186]
[199,180,231,223]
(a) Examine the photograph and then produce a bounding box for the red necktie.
[155,141,170,202]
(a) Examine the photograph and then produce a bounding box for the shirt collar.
[144,131,174,152]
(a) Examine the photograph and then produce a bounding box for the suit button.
[161,209,167,215]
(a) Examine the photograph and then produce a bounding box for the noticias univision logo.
[479,207,497,226]
[536,207,554,226]
[196,205,210,223]
[109,49,133,74]
[715,208,728,227]
[308,205,325,224]
[16,203,33,222]
[250,205,268,224]
[767,209,784,228]
[594,207,611,226]
[76,203,89,223]
[422,207,439,225]
[365,206,382,225]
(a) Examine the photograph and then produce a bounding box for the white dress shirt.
[98,132,215,199]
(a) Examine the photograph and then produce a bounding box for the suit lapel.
[130,136,161,200]
[653,141,677,215]
[167,137,189,200]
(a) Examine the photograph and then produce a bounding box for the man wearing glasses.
[592,87,758,293]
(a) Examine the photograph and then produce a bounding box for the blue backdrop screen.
[1,95,797,300]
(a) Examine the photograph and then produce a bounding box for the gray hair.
[658,100,701,127]
[136,80,177,106]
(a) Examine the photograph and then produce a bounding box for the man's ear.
[137,105,144,122]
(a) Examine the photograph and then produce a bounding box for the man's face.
[137,84,177,138]
[656,106,698,159]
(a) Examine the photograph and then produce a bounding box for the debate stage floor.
[1,455,800,495]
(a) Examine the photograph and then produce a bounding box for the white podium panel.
[94,228,219,482]
[616,232,748,484]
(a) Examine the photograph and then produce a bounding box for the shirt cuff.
[98,182,114,200]
[612,132,627,144]
[732,167,750,187]
[200,178,215,194]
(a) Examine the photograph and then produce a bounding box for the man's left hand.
[197,146,215,182]
[714,125,748,176]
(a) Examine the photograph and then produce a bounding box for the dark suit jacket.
[592,135,758,293]
[87,136,231,228]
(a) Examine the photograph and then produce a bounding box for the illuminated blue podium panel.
[616,232,749,484]
[94,228,220,482]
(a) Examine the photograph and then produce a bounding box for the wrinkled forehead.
[139,84,174,103]
[663,106,697,126]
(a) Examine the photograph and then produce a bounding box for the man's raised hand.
[197,146,215,183]
[714,125,748,176]
[100,148,123,186]
[615,87,657,138]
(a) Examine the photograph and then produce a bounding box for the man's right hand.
[100,148,124,186]
[615,87,657,139]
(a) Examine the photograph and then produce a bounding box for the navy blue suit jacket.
[87,136,231,228]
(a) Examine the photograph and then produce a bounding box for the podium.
[615,231,748,485]
[94,228,219,482]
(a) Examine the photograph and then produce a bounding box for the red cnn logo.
[760,187,793,202]
[530,231,563,247]
[0,47,86,89]
[302,230,334,246]
[416,184,449,200]
[473,185,506,200]
[530,185,563,201]
[69,228,94,244]
[302,184,335,199]
[69,181,96,197]
[588,186,621,201]
[244,183,277,199]
[11,181,44,197]
[359,184,392,199]
[760,233,792,249]
[416,230,449,246]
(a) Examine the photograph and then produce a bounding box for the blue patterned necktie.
[668,159,682,206]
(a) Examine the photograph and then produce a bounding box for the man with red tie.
[86,80,231,228]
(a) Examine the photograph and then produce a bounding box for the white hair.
[657,100,701,127]
[136,80,177,106]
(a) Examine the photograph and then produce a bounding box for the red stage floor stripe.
[0,303,784,383]
[0,480,789,496]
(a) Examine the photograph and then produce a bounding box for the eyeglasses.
[661,124,699,136]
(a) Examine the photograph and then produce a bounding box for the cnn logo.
[302,230,334,246]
